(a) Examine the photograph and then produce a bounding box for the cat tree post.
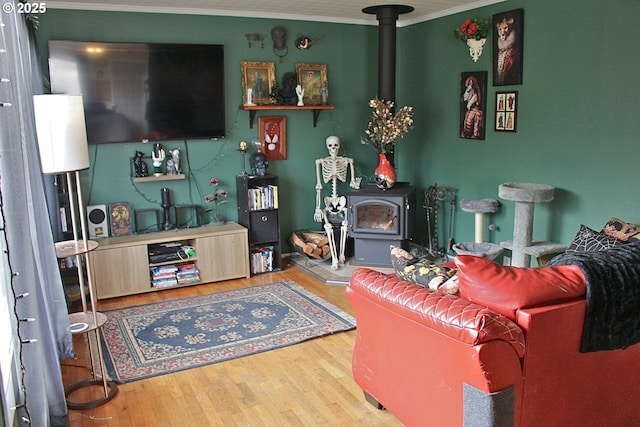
[453,198,503,260]
[499,182,555,267]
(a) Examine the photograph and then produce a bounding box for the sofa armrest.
[349,268,526,357]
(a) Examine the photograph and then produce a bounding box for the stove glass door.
[353,200,399,236]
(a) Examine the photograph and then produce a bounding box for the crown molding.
[46,0,506,27]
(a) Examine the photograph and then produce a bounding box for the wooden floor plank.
[63,264,402,426]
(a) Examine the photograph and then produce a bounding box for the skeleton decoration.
[314,136,361,270]
[271,26,288,63]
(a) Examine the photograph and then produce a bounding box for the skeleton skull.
[325,135,340,157]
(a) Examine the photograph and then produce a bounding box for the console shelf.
[239,104,334,128]
[89,222,249,299]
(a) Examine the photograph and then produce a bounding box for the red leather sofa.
[346,254,640,427]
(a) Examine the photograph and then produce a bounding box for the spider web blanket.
[548,240,640,352]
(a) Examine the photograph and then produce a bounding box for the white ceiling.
[46,0,505,26]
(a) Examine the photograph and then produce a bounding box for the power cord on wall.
[0,173,33,425]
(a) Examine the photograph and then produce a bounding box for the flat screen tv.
[48,40,226,144]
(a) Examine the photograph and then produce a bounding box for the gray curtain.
[0,3,73,426]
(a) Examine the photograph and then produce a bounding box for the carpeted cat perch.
[499,182,565,267]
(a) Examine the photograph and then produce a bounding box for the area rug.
[288,253,393,285]
[100,281,356,383]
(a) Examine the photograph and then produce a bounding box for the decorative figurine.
[245,87,254,106]
[271,26,288,63]
[239,140,248,176]
[133,150,149,177]
[250,152,269,176]
[294,33,324,50]
[166,148,180,175]
[270,82,282,105]
[321,84,329,105]
[166,158,176,175]
[314,136,361,270]
[280,72,297,105]
[296,84,305,106]
[152,143,165,176]
[160,187,175,230]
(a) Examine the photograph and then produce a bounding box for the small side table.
[55,240,118,409]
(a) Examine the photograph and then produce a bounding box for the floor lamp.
[33,94,117,409]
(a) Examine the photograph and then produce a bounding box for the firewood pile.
[290,231,331,259]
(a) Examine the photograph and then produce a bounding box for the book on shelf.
[247,185,278,211]
[176,262,200,284]
[251,246,274,274]
[150,263,200,287]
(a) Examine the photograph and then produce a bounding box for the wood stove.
[347,183,415,267]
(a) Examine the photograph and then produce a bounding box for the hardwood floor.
[62,263,403,426]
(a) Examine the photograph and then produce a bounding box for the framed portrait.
[493,8,524,86]
[295,63,327,106]
[460,71,487,140]
[240,61,276,105]
[495,91,518,132]
[259,116,286,160]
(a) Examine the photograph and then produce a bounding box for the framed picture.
[108,202,132,236]
[460,71,487,140]
[495,91,518,132]
[295,63,327,105]
[240,60,276,105]
[259,116,286,160]
[493,8,524,86]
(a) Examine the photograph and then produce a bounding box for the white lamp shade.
[33,94,90,174]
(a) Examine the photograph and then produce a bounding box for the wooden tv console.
[89,222,250,300]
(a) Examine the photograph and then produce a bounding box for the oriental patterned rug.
[100,281,355,383]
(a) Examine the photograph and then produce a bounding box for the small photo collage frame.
[495,91,518,132]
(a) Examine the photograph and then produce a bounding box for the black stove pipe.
[363,4,414,105]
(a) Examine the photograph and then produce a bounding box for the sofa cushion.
[601,217,640,242]
[390,245,457,293]
[455,255,586,321]
[567,224,625,252]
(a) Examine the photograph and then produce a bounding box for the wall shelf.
[239,104,334,128]
[132,174,185,183]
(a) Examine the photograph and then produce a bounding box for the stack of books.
[251,246,275,274]
[150,265,179,288]
[247,185,278,211]
[150,263,201,288]
[176,263,200,285]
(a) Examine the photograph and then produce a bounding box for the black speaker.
[87,204,109,238]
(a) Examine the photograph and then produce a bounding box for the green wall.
[398,0,640,250]
[37,0,640,254]
[36,10,380,244]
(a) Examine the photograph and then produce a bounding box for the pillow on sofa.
[390,246,457,293]
[601,217,640,242]
[455,255,586,321]
[567,224,625,252]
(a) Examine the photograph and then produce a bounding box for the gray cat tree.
[498,182,566,267]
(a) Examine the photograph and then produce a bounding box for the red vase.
[374,153,396,190]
